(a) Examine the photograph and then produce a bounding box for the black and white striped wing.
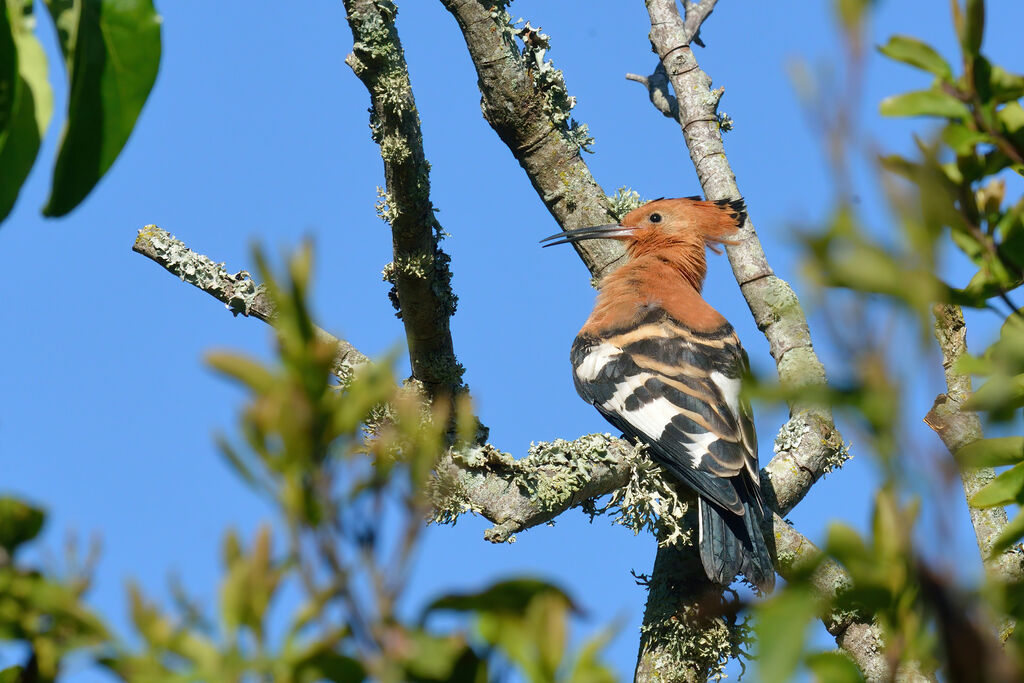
[571,316,759,515]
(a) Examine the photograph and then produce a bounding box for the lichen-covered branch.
[642,0,846,517]
[925,304,1024,585]
[438,0,626,280]
[343,0,464,399]
[431,426,923,681]
[132,225,368,382]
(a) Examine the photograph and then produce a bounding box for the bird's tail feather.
[698,496,775,592]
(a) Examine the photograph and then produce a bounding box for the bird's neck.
[584,254,725,334]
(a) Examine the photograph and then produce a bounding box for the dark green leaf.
[42,0,161,217]
[0,497,45,554]
[423,578,576,618]
[0,668,22,683]
[756,589,817,683]
[970,462,1024,508]
[956,437,1024,467]
[805,651,864,683]
[878,35,952,80]
[293,645,364,683]
[880,89,970,119]
[0,3,17,151]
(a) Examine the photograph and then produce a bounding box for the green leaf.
[966,372,1024,413]
[0,668,23,683]
[206,352,277,393]
[880,89,970,119]
[999,101,1024,135]
[806,651,864,683]
[970,462,1024,508]
[0,3,17,151]
[291,643,365,683]
[756,588,818,683]
[986,65,1024,104]
[0,497,45,554]
[878,35,952,80]
[0,7,52,222]
[423,578,576,617]
[42,0,161,217]
[956,437,1024,467]
[990,508,1024,556]
[942,123,991,156]
[962,0,984,58]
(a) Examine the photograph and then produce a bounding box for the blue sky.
[2,1,1023,680]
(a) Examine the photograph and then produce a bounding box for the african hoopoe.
[542,197,775,591]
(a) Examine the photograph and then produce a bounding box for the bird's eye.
[649,213,662,223]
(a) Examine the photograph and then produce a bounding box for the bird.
[541,196,775,591]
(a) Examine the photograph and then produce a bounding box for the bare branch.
[343,0,464,400]
[625,63,679,119]
[439,0,626,280]
[133,225,368,381]
[642,0,846,517]
[925,304,1024,585]
[681,0,718,47]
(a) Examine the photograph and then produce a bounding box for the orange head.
[541,196,746,288]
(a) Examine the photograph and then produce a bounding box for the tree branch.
[343,0,464,400]
[132,225,369,382]
[432,425,928,681]
[438,0,626,280]
[925,304,1024,586]
[642,0,847,517]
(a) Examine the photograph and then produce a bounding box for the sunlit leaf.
[989,508,1024,557]
[0,4,52,222]
[756,588,818,683]
[966,372,1024,414]
[970,462,1024,508]
[42,0,161,216]
[880,89,970,119]
[806,651,864,683]
[207,352,277,393]
[878,35,952,80]
[956,437,1024,467]
[942,123,991,156]
[961,0,984,58]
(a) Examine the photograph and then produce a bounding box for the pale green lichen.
[774,413,850,475]
[607,187,645,221]
[379,133,411,164]
[591,442,692,548]
[639,600,748,682]
[488,8,594,153]
[375,186,398,224]
[135,226,265,317]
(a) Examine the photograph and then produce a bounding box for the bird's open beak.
[539,223,634,248]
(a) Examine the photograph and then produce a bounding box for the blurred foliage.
[0,0,160,224]
[0,497,109,683]
[756,1,1024,681]
[0,246,618,681]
